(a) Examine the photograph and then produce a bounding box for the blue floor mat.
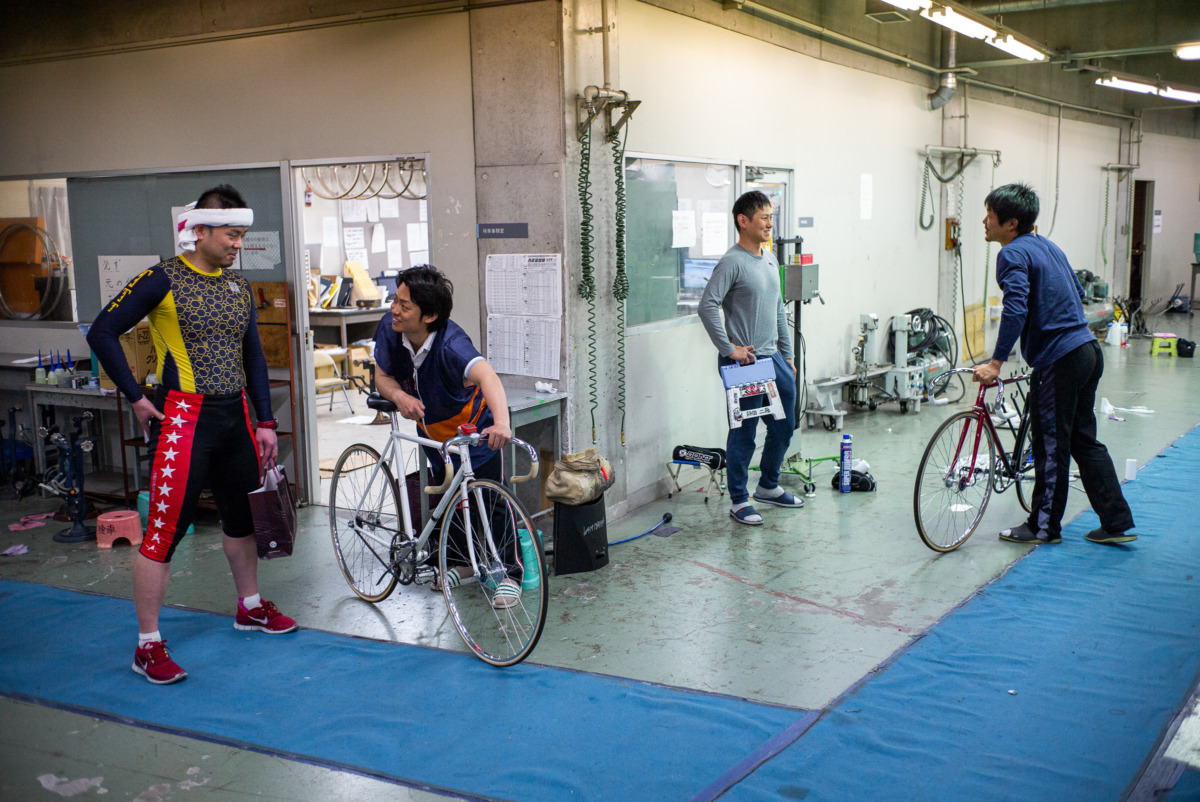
[0,579,808,801]
[725,426,1200,800]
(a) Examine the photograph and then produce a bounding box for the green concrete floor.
[3,325,1199,800]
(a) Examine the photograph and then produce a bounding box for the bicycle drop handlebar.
[423,434,541,494]
[930,367,1030,392]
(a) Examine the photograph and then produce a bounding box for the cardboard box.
[98,321,155,390]
[347,345,373,385]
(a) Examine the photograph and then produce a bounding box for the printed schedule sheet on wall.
[484,253,562,379]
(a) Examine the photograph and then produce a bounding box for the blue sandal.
[753,489,805,508]
[730,505,763,525]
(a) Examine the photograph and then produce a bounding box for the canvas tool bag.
[545,448,615,506]
[248,462,297,559]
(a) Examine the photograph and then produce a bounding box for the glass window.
[624,158,736,326]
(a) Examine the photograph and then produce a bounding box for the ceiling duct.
[930,32,958,110]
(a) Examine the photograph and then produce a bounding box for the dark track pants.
[1026,340,1134,538]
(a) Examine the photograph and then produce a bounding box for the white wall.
[953,103,1122,325]
[1138,132,1200,303]
[619,0,942,497]
[0,15,482,340]
[616,0,1195,499]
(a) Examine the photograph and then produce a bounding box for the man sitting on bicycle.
[973,183,1135,546]
[372,265,518,601]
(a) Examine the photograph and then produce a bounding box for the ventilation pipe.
[929,32,957,110]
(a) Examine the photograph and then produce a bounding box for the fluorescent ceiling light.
[988,34,1047,62]
[921,5,996,40]
[1175,43,1200,61]
[1096,75,1157,95]
[1160,86,1200,103]
[878,0,932,9]
[1096,74,1200,104]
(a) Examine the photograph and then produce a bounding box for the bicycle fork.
[946,415,988,491]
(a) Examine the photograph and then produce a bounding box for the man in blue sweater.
[973,183,1135,545]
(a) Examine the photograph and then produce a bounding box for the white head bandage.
[176,202,254,252]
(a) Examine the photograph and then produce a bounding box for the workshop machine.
[1075,269,1116,331]
[809,310,953,428]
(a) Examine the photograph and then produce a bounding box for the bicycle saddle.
[366,392,397,413]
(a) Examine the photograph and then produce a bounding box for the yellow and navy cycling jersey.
[87,255,272,421]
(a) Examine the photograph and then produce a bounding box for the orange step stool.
[96,510,143,549]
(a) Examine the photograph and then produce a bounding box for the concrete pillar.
[471,0,634,512]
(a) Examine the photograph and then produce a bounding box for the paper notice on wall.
[343,227,365,250]
[341,199,367,223]
[366,198,380,223]
[409,251,428,266]
[407,222,429,253]
[371,224,386,254]
[672,210,697,249]
[419,201,428,222]
[387,240,405,269]
[345,249,369,267]
[487,314,561,379]
[241,231,280,271]
[485,253,562,316]
[98,255,160,308]
[1153,211,1163,234]
[701,212,727,256]
[378,198,400,218]
[860,173,873,221]
[322,217,339,247]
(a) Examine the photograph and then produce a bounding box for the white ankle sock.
[239,593,262,610]
[731,501,754,512]
[755,485,784,499]
[138,631,161,647]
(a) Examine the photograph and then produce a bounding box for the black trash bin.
[552,494,609,575]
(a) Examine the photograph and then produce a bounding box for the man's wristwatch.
[256,420,278,430]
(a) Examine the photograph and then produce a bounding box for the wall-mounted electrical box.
[945,217,960,250]
[781,262,819,303]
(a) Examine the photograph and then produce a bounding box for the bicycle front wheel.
[1012,413,1036,514]
[914,411,996,552]
[439,479,548,666]
[330,444,401,602]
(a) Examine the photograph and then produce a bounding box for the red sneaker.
[234,600,298,634]
[132,640,187,685]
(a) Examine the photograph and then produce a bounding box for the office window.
[625,158,736,326]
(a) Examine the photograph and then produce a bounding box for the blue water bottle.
[839,434,853,494]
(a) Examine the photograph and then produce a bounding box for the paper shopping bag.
[248,463,297,559]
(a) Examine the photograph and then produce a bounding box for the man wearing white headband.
[88,184,297,686]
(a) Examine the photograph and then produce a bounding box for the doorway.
[290,158,430,505]
[1129,180,1154,308]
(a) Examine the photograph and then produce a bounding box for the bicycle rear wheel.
[914,411,996,552]
[330,444,401,602]
[439,479,548,666]
[1013,413,1036,514]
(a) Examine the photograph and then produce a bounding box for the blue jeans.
[720,351,797,504]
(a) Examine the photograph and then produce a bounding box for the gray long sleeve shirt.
[698,244,793,360]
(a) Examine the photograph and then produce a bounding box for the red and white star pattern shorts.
[140,388,261,563]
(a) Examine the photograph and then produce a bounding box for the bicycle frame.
[344,414,533,583]
[935,368,1029,493]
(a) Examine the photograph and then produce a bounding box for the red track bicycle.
[913,368,1034,552]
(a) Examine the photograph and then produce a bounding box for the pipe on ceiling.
[966,0,1123,14]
